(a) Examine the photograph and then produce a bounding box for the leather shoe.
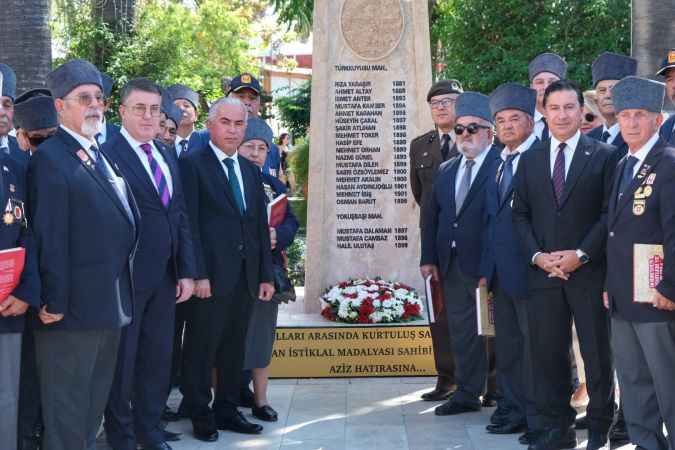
[218,411,263,434]
[240,388,256,408]
[162,407,182,423]
[527,427,576,450]
[481,392,498,407]
[420,387,452,402]
[608,408,629,444]
[489,404,510,425]
[574,414,589,430]
[162,430,181,442]
[486,422,526,434]
[191,415,218,442]
[140,442,172,450]
[586,431,609,450]
[252,404,278,422]
[434,399,480,416]
[519,430,540,445]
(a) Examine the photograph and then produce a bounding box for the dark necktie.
[179,139,188,154]
[600,130,611,143]
[617,156,639,201]
[140,143,171,208]
[552,143,566,205]
[223,158,245,214]
[541,117,549,141]
[455,159,475,214]
[90,145,113,180]
[499,152,518,202]
[440,133,451,161]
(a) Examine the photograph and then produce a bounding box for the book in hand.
[476,285,495,336]
[0,247,25,304]
[267,193,288,228]
[633,243,664,303]
[424,274,444,323]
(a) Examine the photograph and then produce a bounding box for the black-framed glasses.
[584,113,597,122]
[429,98,456,108]
[454,123,490,135]
[63,92,104,106]
[125,104,162,117]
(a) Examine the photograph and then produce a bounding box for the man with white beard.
[27,59,140,450]
[420,92,500,416]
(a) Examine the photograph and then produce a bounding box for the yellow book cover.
[633,244,664,303]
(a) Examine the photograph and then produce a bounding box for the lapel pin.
[9,184,15,193]
[2,166,8,172]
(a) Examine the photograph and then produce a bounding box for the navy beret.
[426,79,463,102]
[611,76,665,114]
[228,73,262,95]
[528,53,567,82]
[455,92,493,124]
[242,117,273,150]
[591,52,637,87]
[47,59,103,99]
[0,63,17,100]
[656,49,675,76]
[489,83,536,118]
[14,89,58,131]
[167,83,200,109]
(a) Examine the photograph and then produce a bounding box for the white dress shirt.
[627,132,660,178]
[0,135,8,154]
[500,133,537,176]
[209,140,247,209]
[175,132,193,157]
[533,110,546,139]
[454,145,491,194]
[601,122,621,145]
[121,127,173,195]
[549,131,581,178]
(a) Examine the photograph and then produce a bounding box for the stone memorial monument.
[304,0,433,314]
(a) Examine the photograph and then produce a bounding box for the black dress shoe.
[162,406,182,422]
[574,414,589,430]
[140,442,172,450]
[434,399,480,416]
[586,431,609,450]
[489,404,511,425]
[162,430,181,442]
[486,422,527,434]
[481,393,498,407]
[527,427,576,450]
[420,388,452,402]
[519,430,540,445]
[218,411,263,434]
[608,409,629,444]
[191,415,218,442]
[240,388,256,408]
[252,404,278,422]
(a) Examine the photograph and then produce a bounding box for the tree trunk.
[92,0,136,34]
[0,0,52,94]
[631,0,675,78]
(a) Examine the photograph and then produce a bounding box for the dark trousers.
[182,272,253,420]
[527,284,613,432]
[442,260,487,405]
[171,301,189,388]
[35,328,120,450]
[493,277,527,425]
[105,272,176,450]
[0,333,21,450]
[18,322,42,446]
[612,317,675,450]
[429,304,456,389]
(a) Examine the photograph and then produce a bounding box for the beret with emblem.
[242,117,273,150]
[167,83,200,110]
[611,76,665,114]
[426,79,463,102]
[47,59,103,99]
[228,73,262,95]
[528,53,567,82]
[0,63,17,101]
[455,91,493,124]
[591,52,637,87]
[656,49,675,76]
[489,83,536,118]
[14,89,58,131]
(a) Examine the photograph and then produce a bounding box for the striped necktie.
[140,143,171,208]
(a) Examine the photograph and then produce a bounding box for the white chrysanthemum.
[382,299,394,308]
[373,299,381,308]
[343,286,358,295]
[348,311,358,319]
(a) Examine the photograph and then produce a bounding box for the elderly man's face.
[238,138,268,168]
[428,93,459,130]
[664,68,675,103]
[207,103,247,156]
[455,115,492,158]
[0,96,15,136]
[55,84,104,139]
[162,118,178,146]
[617,109,663,151]
[544,89,583,141]
[530,72,560,111]
[596,79,619,118]
[494,109,533,150]
[230,88,260,117]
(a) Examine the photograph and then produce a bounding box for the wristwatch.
[576,249,590,264]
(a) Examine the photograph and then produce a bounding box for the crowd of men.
[0,59,295,450]
[413,49,675,450]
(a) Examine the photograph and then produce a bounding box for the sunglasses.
[584,113,597,122]
[454,123,490,135]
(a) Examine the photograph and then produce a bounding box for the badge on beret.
[76,149,93,168]
[241,74,252,84]
[633,199,646,216]
[669,51,675,64]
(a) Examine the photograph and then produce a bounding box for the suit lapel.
[202,147,239,213]
[156,141,179,208]
[456,147,497,218]
[114,136,161,204]
[239,156,257,217]
[558,135,595,208]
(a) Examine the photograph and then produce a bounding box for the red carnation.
[359,298,375,316]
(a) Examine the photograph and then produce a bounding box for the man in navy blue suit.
[103,78,196,450]
[28,59,140,450]
[420,92,499,416]
[480,83,539,440]
[657,49,675,145]
[0,64,30,168]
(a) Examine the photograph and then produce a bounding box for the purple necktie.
[140,143,171,208]
[552,142,566,206]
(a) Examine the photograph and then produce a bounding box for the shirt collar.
[461,144,491,167]
[438,129,456,142]
[501,133,536,160]
[534,110,544,122]
[209,140,238,163]
[175,132,192,144]
[629,132,660,165]
[61,124,98,150]
[603,122,621,139]
[120,127,151,151]
[550,130,581,153]
[0,135,7,148]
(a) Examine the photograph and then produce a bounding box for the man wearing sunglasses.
[420,92,499,416]
[657,49,675,145]
[528,53,568,142]
[0,64,30,168]
[410,79,462,403]
[512,80,617,450]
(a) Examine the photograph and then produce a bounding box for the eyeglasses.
[429,98,456,108]
[454,123,491,135]
[584,113,597,122]
[125,104,162,117]
[63,93,104,106]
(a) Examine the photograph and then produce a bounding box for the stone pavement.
[99,377,638,450]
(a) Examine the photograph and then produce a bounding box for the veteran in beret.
[657,48,675,145]
[0,64,30,168]
[528,53,567,141]
[167,83,204,156]
[13,89,58,157]
[605,76,675,450]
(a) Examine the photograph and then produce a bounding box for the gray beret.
[47,59,102,99]
[101,73,114,98]
[0,63,17,100]
[528,53,567,82]
[455,92,493,124]
[591,52,637,87]
[489,83,536,118]
[242,117,273,150]
[611,76,664,114]
[14,89,58,131]
[167,84,200,109]
[426,79,463,102]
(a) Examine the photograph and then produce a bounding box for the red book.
[267,194,288,228]
[0,247,25,304]
[425,275,444,323]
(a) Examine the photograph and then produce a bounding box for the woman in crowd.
[581,90,604,134]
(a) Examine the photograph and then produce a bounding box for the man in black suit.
[179,97,274,441]
[0,63,30,168]
[103,78,196,450]
[420,92,499,416]
[512,80,616,450]
[605,76,675,450]
[27,59,139,450]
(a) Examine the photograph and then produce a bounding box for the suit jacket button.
[452,223,458,228]
[420,164,424,168]
[238,244,244,251]
[609,231,615,237]
[423,152,428,156]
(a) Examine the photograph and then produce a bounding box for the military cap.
[656,49,675,76]
[159,88,183,128]
[591,52,637,87]
[528,53,567,82]
[489,83,536,117]
[426,79,463,102]
[13,89,58,131]
[101,73,114,98]
[47,59,103,99]
[227,73,261,95]
[455,92,493,124]
[0,63,17,100]
[611,76,664,114]
[242,117,273,150]
[167,83,200,109]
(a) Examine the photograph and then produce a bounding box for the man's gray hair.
[207,96,248,122]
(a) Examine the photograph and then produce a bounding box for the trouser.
[429,302,456,389]
[18,321,42,446]
[105,272,176,450]
[612,317,675,450]
[0,333,22,450]
[35,328,120,450]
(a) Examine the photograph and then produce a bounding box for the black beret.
[426,79,463,102]
[455,92,493,124]
[528,53,567,82]
[167,83,200,109]
[591,52,637,87]
[14,89,58,131]
[489,83,536,118]
[47,59,103,99]
[612,76,665,114]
